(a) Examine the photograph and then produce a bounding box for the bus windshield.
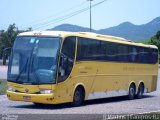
[8,36,61,84]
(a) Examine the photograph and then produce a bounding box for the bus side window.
[58,37,76,83]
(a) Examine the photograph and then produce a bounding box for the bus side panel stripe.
[87,90,128,100]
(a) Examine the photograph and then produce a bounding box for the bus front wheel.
[72,87,84,106]
[128,84,136,100]
[33,102,43,106]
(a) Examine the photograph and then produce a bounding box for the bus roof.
[18,31,158,49]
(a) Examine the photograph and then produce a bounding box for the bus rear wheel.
[128,84,136,100]
[72,87,84,106]
[136,83,144,99]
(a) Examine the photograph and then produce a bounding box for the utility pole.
[88,0,93,32]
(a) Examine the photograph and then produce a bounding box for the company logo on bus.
[25,88,29,93]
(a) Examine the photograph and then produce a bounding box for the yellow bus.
[7,31,158,106]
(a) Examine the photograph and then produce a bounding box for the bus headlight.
[40,89,54,94]
[7,86,16,92]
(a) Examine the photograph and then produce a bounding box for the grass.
[134,40,150,44]
[0,79,7,95]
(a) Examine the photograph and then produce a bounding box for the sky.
[0,0,160,31]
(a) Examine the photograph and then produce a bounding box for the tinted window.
[77,37,158,64]
[62,37,76,59]
[77,38,100,60]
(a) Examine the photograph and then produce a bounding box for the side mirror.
[59,54,69,77]
[60,54,68,70]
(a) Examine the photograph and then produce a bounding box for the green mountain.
[50,17,160,41]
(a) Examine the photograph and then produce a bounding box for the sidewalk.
[0,65,8,79]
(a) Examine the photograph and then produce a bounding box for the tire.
[72,87,84,106]
[136,84,144,99]
[33,102,43,106]
[128,84,136,100]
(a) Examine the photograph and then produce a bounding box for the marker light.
[7,86,16,92]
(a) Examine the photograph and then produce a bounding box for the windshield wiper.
[30,56,39,84]
[15,58,29,82]
[27,40,40,84]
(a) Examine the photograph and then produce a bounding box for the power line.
[34,6,90,30]
[33,0,108,30]
[36,0,108,30]
[22,1,88,29]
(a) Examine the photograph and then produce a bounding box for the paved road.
[0,67,160,119]
[0,65,7,79]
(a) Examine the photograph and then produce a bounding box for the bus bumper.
[7,90,56,104]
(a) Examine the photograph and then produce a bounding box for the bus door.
[55,37,76,103]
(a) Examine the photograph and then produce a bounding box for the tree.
[0,24,19,61]
[155,31,160,40]
[150,30,160,63]
[0,24,32,64]
[150,30,160,50]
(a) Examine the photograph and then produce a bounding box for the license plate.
[23,96,31,101]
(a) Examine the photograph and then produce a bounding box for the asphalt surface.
[0,66,160,119]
